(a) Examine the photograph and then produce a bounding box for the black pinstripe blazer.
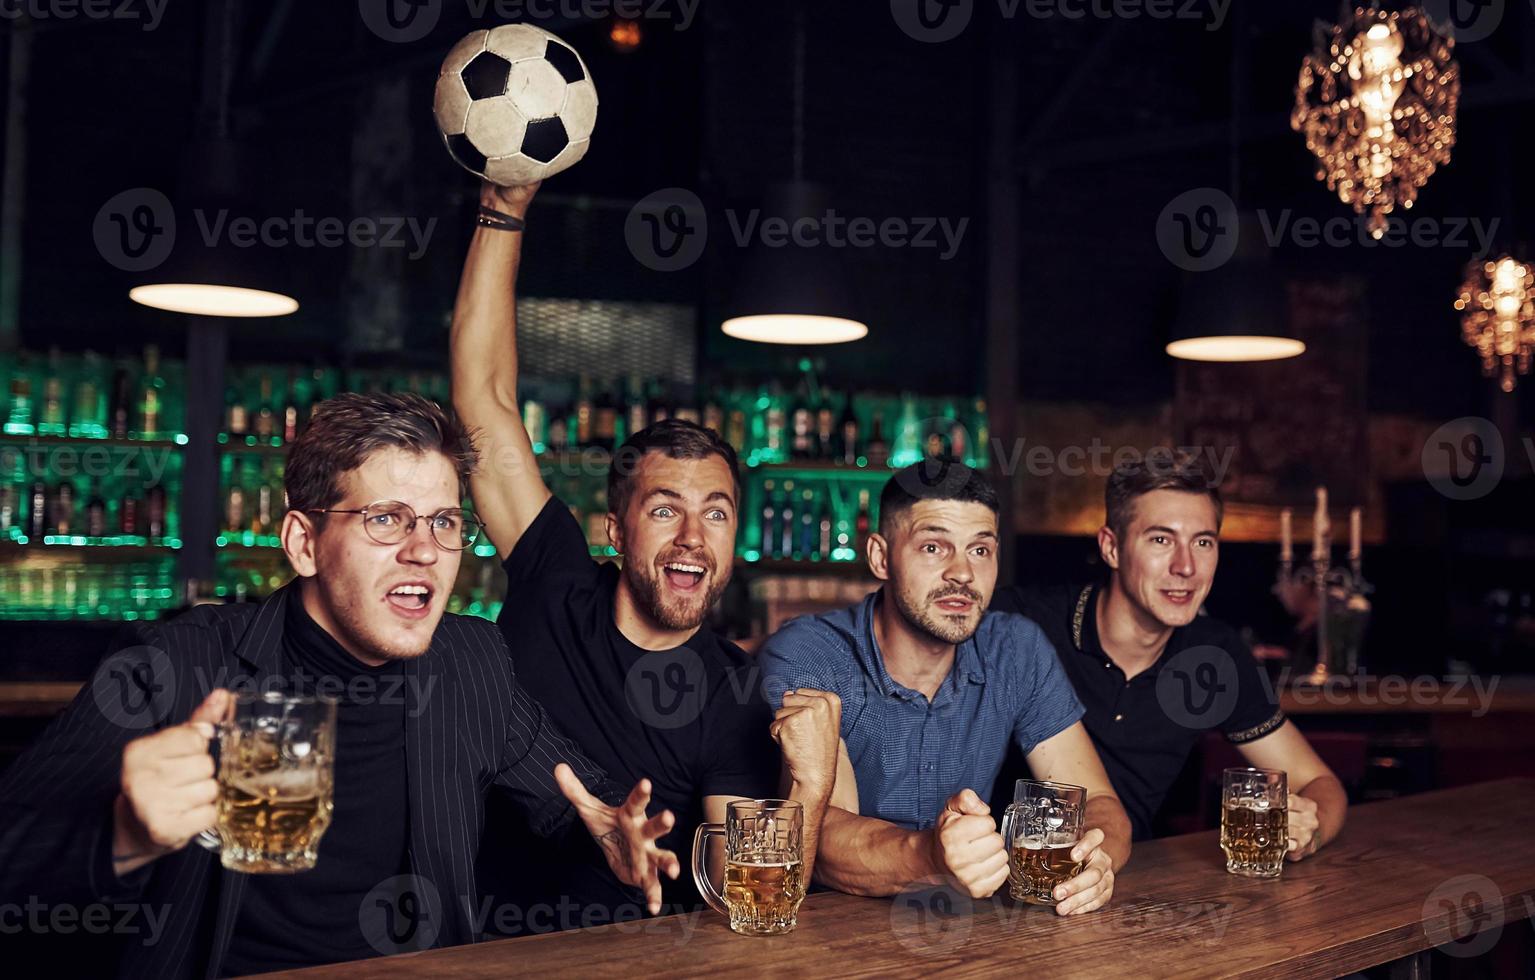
[0,583,624,979]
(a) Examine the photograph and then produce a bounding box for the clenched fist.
[931,789,1008,899]
[770,689,842,799]
[113,688,231,877]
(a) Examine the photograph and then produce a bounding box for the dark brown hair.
[1104,449,1223,537]
[878,457,999,536]
[285,392,479,512]
[608,418,741,519]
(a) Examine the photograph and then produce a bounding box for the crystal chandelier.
[1456,256,1535,392]
[1291,6,1459,239]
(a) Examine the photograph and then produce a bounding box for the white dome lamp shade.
[1167,213,1304,363]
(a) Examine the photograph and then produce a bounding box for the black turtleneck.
[222,590,410,977]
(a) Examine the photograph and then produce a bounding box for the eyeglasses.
[306,501,484,552]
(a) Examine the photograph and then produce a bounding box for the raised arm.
[450,180,552,559]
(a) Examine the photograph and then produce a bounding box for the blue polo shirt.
[758,589,1085,830]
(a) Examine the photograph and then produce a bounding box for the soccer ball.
[433,25,599,187]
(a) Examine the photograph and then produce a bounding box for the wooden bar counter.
[259,779,1535,980]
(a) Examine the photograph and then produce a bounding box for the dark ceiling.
[3,0,1533,418]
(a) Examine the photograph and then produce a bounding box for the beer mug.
[1220,767,1287,878]
[197,691,337,873]
[692,799,806,936]
[1002,779,1086,906]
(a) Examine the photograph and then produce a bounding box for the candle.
[1313,486,1329,558]
[1279,508,1293,563]
[1349,507,1362,562]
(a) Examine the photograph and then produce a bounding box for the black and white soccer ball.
[434,25,599,187]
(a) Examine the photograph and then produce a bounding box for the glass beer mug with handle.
[1002,779,1086,906]
[197,691,338,873]
[692,799,807,936]
[1220,766,1288,878]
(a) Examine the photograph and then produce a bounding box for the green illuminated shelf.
[0,540,179,559]
[0,433,184,448]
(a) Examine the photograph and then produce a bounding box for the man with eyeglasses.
[0,392,679,979]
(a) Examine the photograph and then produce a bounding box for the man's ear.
[866,532,892,582]
[605,511,624,555]
[1097,524,1120,571]
[282,510,319,578]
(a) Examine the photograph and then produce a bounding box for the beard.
[891,582,984,646]
[622,557,729,632]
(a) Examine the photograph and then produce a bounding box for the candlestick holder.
[1273,550,1373,684]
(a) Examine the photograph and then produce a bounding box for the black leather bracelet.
[477,205,526,232]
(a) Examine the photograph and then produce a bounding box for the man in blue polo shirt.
[760,461,1131,914]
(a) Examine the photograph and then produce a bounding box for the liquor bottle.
[764,384,786,462]
[283,370,303,443]
[0,483,15,535]
[38,349,66,437]
[548,414,569,452]
[70,352,105,439]
[108,364,132,440]
[120,490,141,536]
[855,489,871,554]
[703,397,724,436]
[797,487,816,560]
[625,374,647,440]
[574,376,594,448]
[839,393,860,466]
[53,481,76,536]
[894,393,922,466]
[251,462,274,538]
[254,374,277,441]
[146,483,167,541]
[818,496,834,561]
[646,380,671,426]
[945,403,967,464]
[225,381,248,438]
[760,480,777,559]
[26,480,46,538]
[5,356,33,436]
[726,408,746,454]
[866,412,889,467]
[972,398,989,467]
[779,481,796,559]
[85,481,107,538]
[593,383,619,451]
[790,381,813,459]
[522,398,548,452]
[815,397,835,460]
[225,470,246,535]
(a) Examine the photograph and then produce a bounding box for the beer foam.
[230,767,321,801]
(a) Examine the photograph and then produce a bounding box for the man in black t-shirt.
[451,180,841,927]
[992,452,1348,852]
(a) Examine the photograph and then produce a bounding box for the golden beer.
[198,692,336,873]
[723,857,805,935]
[694,800,806,936]
[1220,800,1287,878]
[1008,836,1085,905]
